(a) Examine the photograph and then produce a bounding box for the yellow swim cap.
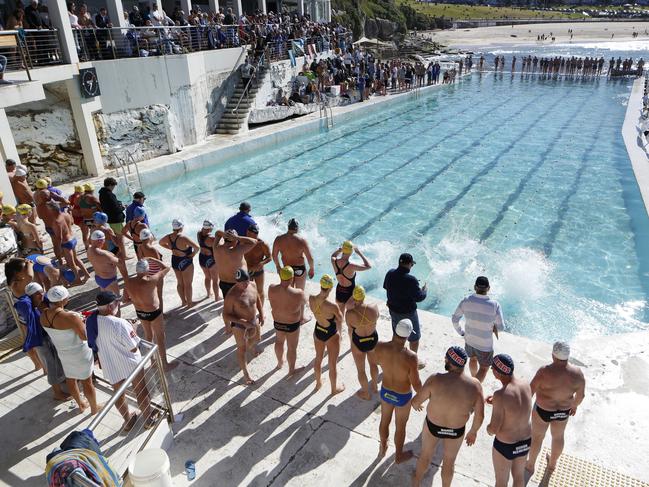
[83,183,95,192]
[320,274,334,289]
[280,266,294,281]
[16,204,32,215]
[2,204,16,215]
[342,240,353,255]
[35,179,48,189]
[74,184,84,193]
[353,285,366,301]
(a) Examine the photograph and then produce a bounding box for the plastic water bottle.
[185,460,196,481]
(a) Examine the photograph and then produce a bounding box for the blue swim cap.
[446,346,468,368]
[93,211,108,224]
[493,354,514,376]
[134,206,146,218]
[63,269,76,283]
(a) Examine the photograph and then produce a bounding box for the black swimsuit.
[426,418,466,439]
[291,264,306,277]
[274,321,300,333]
[314,316,338,342]
[352,329,378,352]
[493,437,531,460]
[128,220,142,253]
[197,233,215,269]
[170,235,193,271]
[535,404,571,422]
[334,260,356,303]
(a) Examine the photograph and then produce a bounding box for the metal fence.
[0,29,63,76]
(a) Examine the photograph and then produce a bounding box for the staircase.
[215,63,268,135]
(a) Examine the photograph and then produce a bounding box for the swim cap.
[2,204,16,215]
[172,219,184,230]
[91,230,105,241]
[395,319,414,338]
[248,224,259,234]
[15,167,28,177]
[235,268,250,282]
[493,354,514,376]
[74,184,84,193]
[47,285,69,303]
[446,346,468,368]
[202,219,214,229]
[25,282,44,297]
[93,211,108,224]
[352,285,365,301]
[62,269,76,283]
[342,240,353,255]
[288,218,299,231]
[225,229,238,237]
[280,266,294,281]
[35,179,48,189]
[140,228,153,241]
[16,204,32,215]
[320,274,334,289]
[133,206,146,218]
[552,341,570,361]
[83,182,95,192]
[136,259,149,274]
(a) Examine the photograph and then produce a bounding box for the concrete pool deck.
[623,77,649,217]
[2,243,649,486]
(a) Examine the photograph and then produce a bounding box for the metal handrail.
[231,52,266,115]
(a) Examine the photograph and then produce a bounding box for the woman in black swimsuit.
[331,241,372,334]
[308,275,345,396]
[122,207,148,258]
[159,219,199,307]
[196,220,219,302]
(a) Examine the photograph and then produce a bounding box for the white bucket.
[128,448,173,487]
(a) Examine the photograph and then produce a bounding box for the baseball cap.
[172,219,184,230]
[136,259,149,274]
[475,276,490,289]
[552,341,570,361]
[91,230,105,241]
[96,291,120,306]
[288,218,299,230]
[320,274,334,289]
[25,282,44,297]
[235,268,250,282]
[93,211,108,224]
[202,219,214,229]
[47,285,69,303]
[395,319,414,338]
[352,285,365,301]
[492,354,514,375]
[133,206,146,218]
[140,228,153,240]
[399,253,415,265]
[280,266,294,281]
[15,167,28,177]
[446,346,468,367]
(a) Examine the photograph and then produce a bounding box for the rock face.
[377,18,399,39]
[93,105,174,167]
[365,18,379,39]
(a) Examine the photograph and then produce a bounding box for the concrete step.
[215,128,240,135]
[225,103,251,110]
[217,121,243,129]
[222,113,248,120]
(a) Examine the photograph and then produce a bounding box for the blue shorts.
[389,310,421,342]
[95,274,117,289]
[62,238,77,250]
[380,386,412,407]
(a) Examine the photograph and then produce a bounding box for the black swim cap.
[446,346,467,368]
[493,354,514,376]
[288,218,299,230]
[235,268,250,282]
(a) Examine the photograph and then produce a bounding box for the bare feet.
[244,376,255,385]
[287,366,305,378]
[546,452,556,473]
[395,450,414,464]
[313,380,322,393]
[90,403,104,415]
[331,383,345,396]
[378,438,388,458]
[164,361,179,372]
[186,301,196,309]
[122,413,138,432]
[275,360,284,371]
[356,389,371,400]
[53,392,71,401]
[78,400,90,413]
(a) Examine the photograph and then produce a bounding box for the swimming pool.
[144,65,649,342]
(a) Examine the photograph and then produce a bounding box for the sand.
[424,21,649,49]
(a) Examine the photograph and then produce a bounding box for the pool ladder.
[109,147,144,195]
[319,100,334,129]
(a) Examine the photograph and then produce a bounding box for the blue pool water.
[144,53,649,342]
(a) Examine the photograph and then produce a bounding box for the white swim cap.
[91,230,105,241]
[202,219,214,229]
[47,285,69,303]
[25,282,44,297]
[135,259,149,274]
[140,228,153,240]
[172,219,184,230]
[552,341,570,361]
[395,319,413,338]
[15,167,28,177]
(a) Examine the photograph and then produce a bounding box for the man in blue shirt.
[225,201,257,236]
[125,192,149,226]
[383,253,427,364]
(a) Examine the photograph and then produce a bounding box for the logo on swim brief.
[513,444,530,454]
[550,411,569,420]
[437,428,459,437]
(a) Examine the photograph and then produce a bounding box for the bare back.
[493,378,532,443]
[533,363,585,410]
[224,282,259,324]
[88,246,118,278]
[268,284,304,323]
[274,233,308,266]
[425,372,482,429]
[308,294,340,329]
[215,243,248,282]
[345,302,379,336]
[126,275,160,311]
[374,342,418,394]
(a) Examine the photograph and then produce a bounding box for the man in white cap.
[373,319,422,463]
[7,161,36,223]
[120,259,177,371]
[525,341,586,477]
[88,230,121,295]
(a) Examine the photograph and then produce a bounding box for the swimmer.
[87,230,121,296]
[121,206,147,258]
[138,228,166,313]
[47,201,90,284]
[78,183,101,248]
[91,211,122,256]
[244,224,272,304]
[331,240,371,312]
[374,319,422,463]
[412,346,484,487]
[272,218,315,290]
[7,164,36,223]
[486,354,532,487]
[121,259,177,372]
[159,219,199,308]
[15,204,43,256]
[345,285,379,400]
[222,269,264,385]
[213,229,256,301]
[268,266,307,376]
[308,275,345,395]
[69,185,85,244]
[24,254,75,290]
[525,341,585,477]
[197,220,219,301]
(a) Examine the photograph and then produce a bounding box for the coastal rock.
[377,18,399,39]
[249,103,320,124]
[365,18,379,39]
[0,228,17,262]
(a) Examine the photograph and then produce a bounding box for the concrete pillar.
[65,80,105,177]
[323,0,331,22]
[106,0,129,28]
[232,0,243,16]
[180,0,192,15]
[257,0,266,14]
[208,0,219,13]
[0,110,19,205]
[47,0,79,64]
[297,0,304,16]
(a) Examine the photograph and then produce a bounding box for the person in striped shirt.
[451,276,504,382]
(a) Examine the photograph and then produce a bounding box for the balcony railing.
[0,29,64,77]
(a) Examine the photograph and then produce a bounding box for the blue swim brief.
[62,238,77,250]
[95,274,117,289]
[380,386,412,407]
